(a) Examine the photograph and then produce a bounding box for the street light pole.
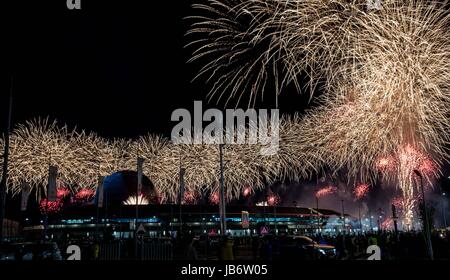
[135,157,144,260]
[273,204,277,235]
[316,196,320,234]
[341,199,346,253]
[442,193,447,229]
[392,204,399,241]
[179,167,185,234]
[377,208,382,233]
[219,144,227,235]
[358,204,362,233]
[341,200,346,233]
[369,212,373,232]
[0,76,13,244]
[414,170,434,260]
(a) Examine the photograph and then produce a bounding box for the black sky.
[2,0,311,139]
[1,0,449,219]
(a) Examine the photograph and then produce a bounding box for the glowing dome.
[94,170,156,206]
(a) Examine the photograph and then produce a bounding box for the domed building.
[29,172,355,241]
[94,170,158,206]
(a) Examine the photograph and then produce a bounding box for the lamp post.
[273,203,277,235]
[370,214,374,232]
[219,144,227,235]
[0,76,13,244]
[341,200,346,233]
[377,208,382,233]
[413,170,434,260]
[316,196,320,234]
[358,204,362,233]
[442,192,447,229]
[179,167,185,234]
[135,157,144,260]
[96,176,104,241]
[267,194,278,234]
[341,199,346,253]
[392,204,399,241]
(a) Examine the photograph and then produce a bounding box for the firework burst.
[5,118,80,197]
[267,193,281,206]
[123,194,150,206]
[187,0,450,184]
[39,199,63,215]
[381,218,394,231]
[353,184,370,201]
[315,186,337,198]
[209,191,220,205]
[3,1,449,210]
[378,144,439,229]
[391,197,404,210]
[183,191,200,205]
[57,187,70,199]
[74,188,95,203]
[186,0,373,106]
[4,120,283,202]
[242,187,252,197]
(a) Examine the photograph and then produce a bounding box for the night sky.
[0,0,313,218]
[1,0,310,138]
[1,1,449,218]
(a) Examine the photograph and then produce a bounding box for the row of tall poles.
[176,144,227,236]
[0,76,229,245]
[0,76,13,244]
[0,80,442,257]
[218,144,227,235]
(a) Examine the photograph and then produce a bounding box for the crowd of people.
[317,231,450,259]
[40,229,450,260]
[179,230,450,260]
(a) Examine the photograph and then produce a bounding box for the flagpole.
[96,200,100,239]
[0,76,13,244]
[136,157,144,260]
[219,144,227,235]
[96,176,104,241]
[179,167,185,234]
[178,147,185,235]
[96,163,101,241]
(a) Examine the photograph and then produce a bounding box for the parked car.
[280,236,336,260]
[0,242,63,260]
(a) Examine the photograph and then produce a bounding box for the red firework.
[39,199,63,215]
[377,144,438,191]
[74,188,95,201]
[353,184,370,201]
[375,155,397,172]
[398,144,437,176]
[315,186,337,198]
[381,218,394,230]
[57,187,70,199]
[242,187,252,197]
[398,144,438,186]
[209,192,220,205]
[183,191,199,204]
[267,194,280,206]
[418,158,437,177]
[391,197,404,210]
